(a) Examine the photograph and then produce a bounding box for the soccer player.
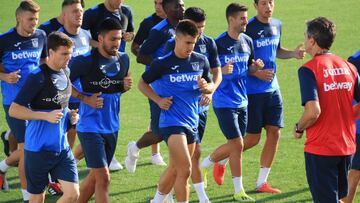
[9,32,80,203]
[164,7,222,202]
[294,17,360,203]
[82,0,134,52]
[0,1,47,201]
[342,50,360,203]
[130,0,167,166]
[201,3,263,202]
[125,0,184,173]
[70,18,132,203]
[139,19,214,203]
[213,0,305,193]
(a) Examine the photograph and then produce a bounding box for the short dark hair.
[254,0,259,4]
[226,3,248,21]
[306,17,336,50]
[176,19,198,38]
[98,18,123,36]
[184,7,206,23]
[162,0,177,10]
[47,32,73,52]
[62,0,84,9]
[16,0,40,16]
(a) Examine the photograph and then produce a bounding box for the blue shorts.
[78,132,118,168]
[149,99,161,136]
[247,90,284,134]
[197,111,208,143]
[3,105,26,143]
[213,107,247,140]
[67,103,80,129]
[305,152,351,202]
[25,147,78,194]
[160,126,198,144]
[351,134,360,170]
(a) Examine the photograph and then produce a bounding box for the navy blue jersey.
[58,27,91,104]
[245,17,282,94]
[82,3,134,52]
[142,51,211,129]
[139,19,176,66]
[38,17,63,36]
[0,28,47,105]
[164,34,220,113]
[14,65,71,152]
[133,13,164,45]
[213,32,254,108]
[70,49,129,134]
[349,50,360,133]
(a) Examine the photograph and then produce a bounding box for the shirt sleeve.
[69,55,90,82]
[207,38,221,68]
[247,38,255,67]
[14,71,44,106]
[40,31,48,59]
[133,19,150,45]
[124,7,134,32]
[163,39,175,55]
[354,73,360,102]
[139,29,163,55]
[298,67,318,106]
[81,8,95,31]
[202,57,212,83]
[142,59,164,84]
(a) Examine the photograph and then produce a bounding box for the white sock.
[178,202,189,203]
[164,188,174,203]
[201,155,214,168]
[193,182,209,202]
[218,158,228,165]
[4,131,10,140]
[22,189,31,201]
[153,189,167,203]
[256,167,271,188]
[0,160,10,172]
[134,142,141,152]
[232,176,244,194]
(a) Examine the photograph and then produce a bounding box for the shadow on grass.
[110,184,157,196]
[207,187,311,202]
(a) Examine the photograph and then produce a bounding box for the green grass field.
[0,0,360,202]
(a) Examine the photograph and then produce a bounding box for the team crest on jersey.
[168,28,176,36]
[199,44,207,54]
[270,26,278,35]
[191,62,200,71]
[31,38,39,48]
[80,37,87,45]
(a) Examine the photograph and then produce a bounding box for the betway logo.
[224,55,248,63]
[170,74,198,83]
[12,51,40,60]
[256,38,279,48]
[324,81,352,92]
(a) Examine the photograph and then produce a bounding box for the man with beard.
[70,18,132,203]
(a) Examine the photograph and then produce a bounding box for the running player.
[164,7,222,202]
[201,3,263,202]
[70,18,132,203]
[125,0,185,173]
[0,1,47,201]
[130,0,167,166]
[139,19,214,203]
[9,32,79,203]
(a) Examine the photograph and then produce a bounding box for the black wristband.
[295,123,304,133]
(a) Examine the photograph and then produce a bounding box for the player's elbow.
[8,102,19,119]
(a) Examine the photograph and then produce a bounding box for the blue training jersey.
[164,34,221,113]
[245,17,282,94]
[133,13,164,46]
[38,17,63,36]
[58,27,92,104]
[348,50,360,134]
[14,65,71,152]
[213,32,254,108]
[70,50,129,134]
[142,51,212,129]
[0,28,47,105]
[82,3,134,52]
